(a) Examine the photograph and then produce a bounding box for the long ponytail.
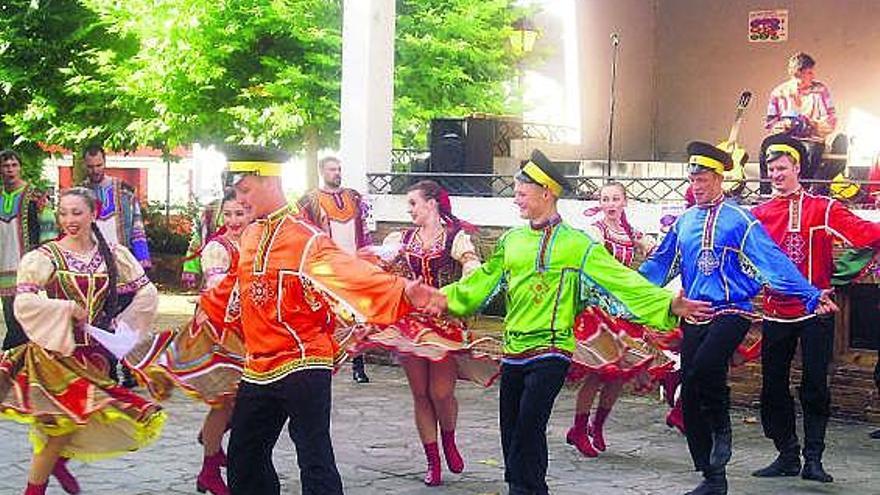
[92,222,119,323]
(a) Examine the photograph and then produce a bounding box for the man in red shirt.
[751,134,880,484]
[223,145,439,495]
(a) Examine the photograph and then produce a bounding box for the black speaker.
[429,117,495,174]
[430,119,465,173]
[463,117,494,174]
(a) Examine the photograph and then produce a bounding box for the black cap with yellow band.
[515,149,570,197]
[222,144,292,187]
[761,133,806,167]
[686,141,734,176]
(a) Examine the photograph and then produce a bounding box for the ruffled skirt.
[568,306,763,392]
[125,312,244,406]
[0,343,166,461]
[351,312,501,387]
[568,306,676,392]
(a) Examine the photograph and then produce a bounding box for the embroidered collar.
[775,186,804,200]
[530,213,562,230]
[259,204,293,223]
[696,194,725,209]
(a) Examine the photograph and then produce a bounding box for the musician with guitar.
[763,52,837,194]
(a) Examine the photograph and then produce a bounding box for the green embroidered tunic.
[441,221,678,358]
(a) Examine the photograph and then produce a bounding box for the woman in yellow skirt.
[0,187,164,495]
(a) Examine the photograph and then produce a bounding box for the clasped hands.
[669,288,840,322]
[815,289,838,315]
[403,277,447,315]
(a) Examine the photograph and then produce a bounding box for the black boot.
[684,468,727,495]
[801,458,833,483]
[752,436,801,477]
[352,355,370,384]
[802,413,833,482]
[870,429,880,440]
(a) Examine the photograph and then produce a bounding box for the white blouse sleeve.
[451,231,481,278]
[382,231,403,247]
[200,240,231,290]
[114,244,158,335]
[13,248,77,355]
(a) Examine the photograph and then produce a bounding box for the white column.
[340,0,396,193]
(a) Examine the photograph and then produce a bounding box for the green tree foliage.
[394,0,522,147]
[1,0,522,167]
[82,0,342,151]
[0,0,138,181]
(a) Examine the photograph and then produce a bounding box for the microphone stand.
[606,33,620,179]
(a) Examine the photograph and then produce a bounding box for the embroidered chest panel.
[318,191,359,223]
[399,227,460,288]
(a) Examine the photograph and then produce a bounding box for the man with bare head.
[80,145,151,269]
[0,149,55,350]
[298,156,373,383]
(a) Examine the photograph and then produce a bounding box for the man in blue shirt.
[639,142,836,495]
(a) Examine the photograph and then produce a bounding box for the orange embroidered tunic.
[238,205,412,384]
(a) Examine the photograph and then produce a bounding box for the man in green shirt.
[1,149,56,350]
[436,150,712,495]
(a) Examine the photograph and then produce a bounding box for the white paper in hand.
[84,321,140,359]
[365,243,402,262]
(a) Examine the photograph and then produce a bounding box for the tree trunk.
[304,126,319,190]
[72,153,86,186]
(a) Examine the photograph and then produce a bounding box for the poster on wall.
[748,9,789,43]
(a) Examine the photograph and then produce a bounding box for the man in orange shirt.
[298,156,373,383]
[223,145,439,495]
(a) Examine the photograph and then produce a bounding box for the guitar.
[717,91,752,196]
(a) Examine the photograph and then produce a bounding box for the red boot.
[565,413,598,457]
[23,482,47,495]
[52,458,81,494]
[588,407,611,452]
[661,370,681,408]
[440,430,464,473]
[196,452,229,495]
[422,442,442,486]
[197,431,227,467]
[666,399,686,435]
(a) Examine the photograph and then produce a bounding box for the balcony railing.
[367,172,880,205]
[390,148,429,171]
[493,120,578,155]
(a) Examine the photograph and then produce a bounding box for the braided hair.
[407,180,478,235]
[59,187,119,326]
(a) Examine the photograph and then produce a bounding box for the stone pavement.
[1,296,878,494]
[1,364,878,495]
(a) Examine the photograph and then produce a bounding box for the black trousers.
[1,296,28,350]
[227,369,343,495]
[681,315,751,472]
[760,316,834,457]
[500,357,570,495]
[351,354,365,372]
[875,344,879,392]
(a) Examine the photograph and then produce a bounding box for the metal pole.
[606,33,620,179]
